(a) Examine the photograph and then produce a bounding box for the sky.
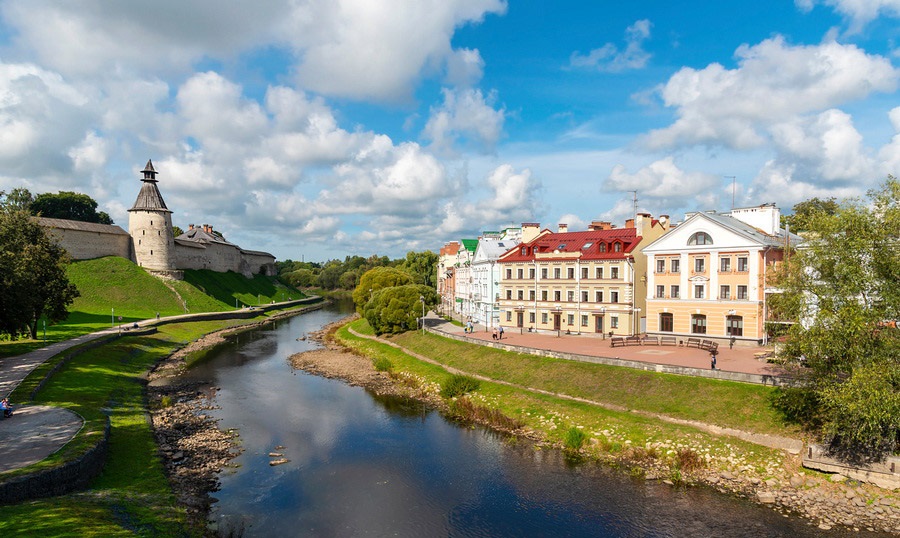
[1,1,899,263]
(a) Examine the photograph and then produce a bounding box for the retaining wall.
[803,444,900,490]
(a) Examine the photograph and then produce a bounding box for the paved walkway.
[435,316,786,378]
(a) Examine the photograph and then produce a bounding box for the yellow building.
[497,214,669,336]
[642,205,801,345]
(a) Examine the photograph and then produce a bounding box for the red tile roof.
[499,228,640,262]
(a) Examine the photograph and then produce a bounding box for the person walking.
[710,351,717,370]
[499,326,504,340]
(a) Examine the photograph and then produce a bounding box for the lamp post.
[419,295,425,335]
[555,306,562,338]
[633,307,642,336]
[111,308,114,328]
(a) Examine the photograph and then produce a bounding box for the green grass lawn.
[0,318,258,537]
[0,257,305,359]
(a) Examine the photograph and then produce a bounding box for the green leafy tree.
[363,284,438,335]
[285,268,316,288]
[772,177,900,462]
[0,188,34,212]
[0,210,80,338]
[30,191,113,224]
[399,250,438,287]
[780,197,839,233]
[353,267,414,314]
[172,225,184,237]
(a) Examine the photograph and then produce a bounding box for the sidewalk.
[435,316,786,378]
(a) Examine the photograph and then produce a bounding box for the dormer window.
[521,247,527,256]
[688,232,713,246]
[599,243,607,252]
[613,242,622,252]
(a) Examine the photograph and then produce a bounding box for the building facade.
[642,204,800,344]
[497,214,669,336]
[470,227,522,328]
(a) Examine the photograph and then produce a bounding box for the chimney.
[589,220,612,231]
[558,223,568,233]
[521,222,541,243]
[625,218,635,229]
[658,214,670,231]
[188,224,194,230]
[635,212,652,235]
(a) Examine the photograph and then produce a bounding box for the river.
[176,302,885,537]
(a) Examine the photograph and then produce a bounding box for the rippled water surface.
[180,303,887,537]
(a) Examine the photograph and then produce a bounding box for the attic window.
[614,242,622,252]
[557,243,566,250]
[599,243,607,252]
[688,232,713,246]
[582,242,593,250]
[521,247,527,255]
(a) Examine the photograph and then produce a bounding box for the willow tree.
[772,177,900,463]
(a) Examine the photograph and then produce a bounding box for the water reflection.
[186,303,887,537]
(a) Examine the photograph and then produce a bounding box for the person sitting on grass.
[1,397,13,418]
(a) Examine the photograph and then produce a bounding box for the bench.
[702,340,719,352]
[686,337,702,349]
[660,336,677,346]
[610,336,626,347]
[641,336,659,345]
[625,336,642,346]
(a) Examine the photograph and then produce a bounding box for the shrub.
[448,396,525,430]
[440,374,480,398]
[373,357,393,372]
[563,427,586,452]
[674,448,704,473]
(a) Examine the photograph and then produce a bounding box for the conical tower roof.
[129,159,171,212]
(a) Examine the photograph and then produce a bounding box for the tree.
[0,210,80,338]
[399,250,438,287]
[30,191,113,224]
[0,188,34,212]
[772,177,900,463]
[781,197,839,233]
[363,284,438,335]
[172,225,184,237]
[353,267,414,314]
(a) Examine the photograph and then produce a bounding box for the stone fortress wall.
[38,218,132,261]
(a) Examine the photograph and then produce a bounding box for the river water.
[177,303,885,537]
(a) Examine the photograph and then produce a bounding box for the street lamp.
[633,307,642,336]
[555,306,562,338]
[419,295,426,335]
[111,308,115,328]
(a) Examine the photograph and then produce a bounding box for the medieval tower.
[128,160,179,276]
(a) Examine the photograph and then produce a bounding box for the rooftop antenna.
[724,176,736,209]
[630,190,638,222]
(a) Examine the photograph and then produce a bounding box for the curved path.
[0,299,317,475]
[347,321,803,455]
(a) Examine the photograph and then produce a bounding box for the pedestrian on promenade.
[710,351,717,370]
[1,398,13,418]
[492,327,498,340]
[729,336,735,349]
[499,326,504,340]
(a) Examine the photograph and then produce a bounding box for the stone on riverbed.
[270,458,289,466]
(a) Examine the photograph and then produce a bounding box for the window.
[595,290,603,302]
[737,257,748,272]
[659,313,674,332]
[611,267,619,279]
[599,243,607,252]
[582,242,593,250]
[542,312,548,323]
[529,312,536,323]
[506,311,512,321]
[596,267,603,279]
[554,268,561,279]
[720,258,731,272]
[581,315,589,327]
[506,290,512,300]
[567,314,574,326]
[720,285,730,300]
[521,247,527,256]
[656,259,665,273]
[688,231,713,245]
[541,268,548,279]
[694,258,705,273]
[737,285,748,300]
[567,291,575,302]
[691,314,707,334]
[554,291,561,301]
[610,316,619,328]
[529,290,536,300]
[726,315,743,336]
[541,290,548,301]
[567,268,575,279]
[656,285,665,299]
[611,291,619,303]
[517,268,524,279]
[613,242,622,252]
[581,291,588,302]
[506,268,512,279]
[671,259,680,273]
[581,267,588,279]
[517,290,524,300]
[529,268,535,279]
[694,285,704,299]
[671,285,680,299]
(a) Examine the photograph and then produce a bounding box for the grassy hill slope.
[0,256,304,357]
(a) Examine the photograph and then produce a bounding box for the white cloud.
[423,88,505,154]
[445,48,485,87]
[69,131,109,174]
[877,106,900,176]
[604,157,721,205]
[643,36,899,150]
[797,0,900,33]
[568,19,652,72]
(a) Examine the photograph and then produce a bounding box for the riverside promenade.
[0,298,319,475]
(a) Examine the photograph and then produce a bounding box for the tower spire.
[142,159,158,182]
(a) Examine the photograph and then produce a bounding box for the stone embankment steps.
[347,325,803,455]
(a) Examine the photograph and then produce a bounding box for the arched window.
[691,314,707,334]
[726,315,743,337]
[688,232,713,246]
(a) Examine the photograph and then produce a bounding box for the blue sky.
[1,1,899,262]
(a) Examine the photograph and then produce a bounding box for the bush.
[373,357,393,372]
[363,284,437,335]
[440,374,480,398]
[563,427,586,452]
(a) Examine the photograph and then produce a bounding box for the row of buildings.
[437,204,800,345]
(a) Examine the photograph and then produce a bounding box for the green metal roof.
[461,239,479,252]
